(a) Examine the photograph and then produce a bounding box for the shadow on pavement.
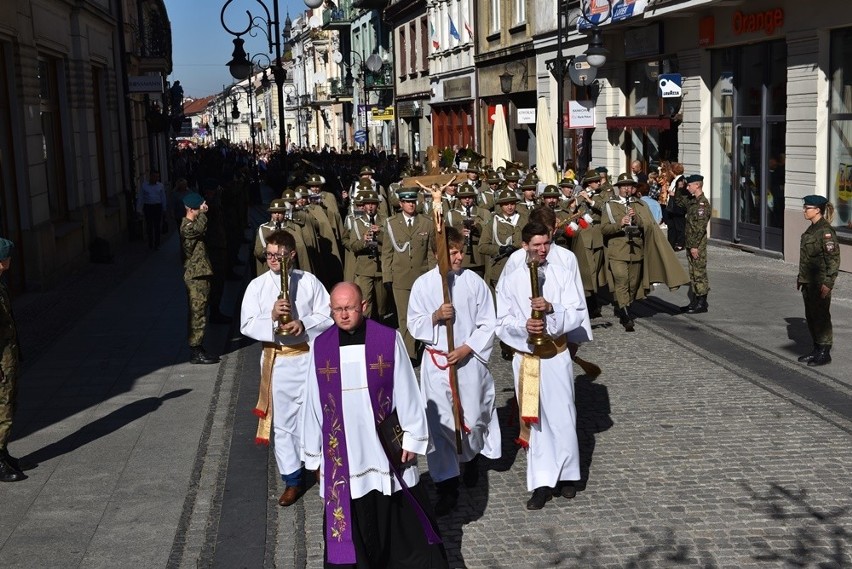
[21,389,192,467]
[782,316,813,357]
[575,377,613,492]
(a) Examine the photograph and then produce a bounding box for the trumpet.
[274,250,293,335]
[526,255,557,358]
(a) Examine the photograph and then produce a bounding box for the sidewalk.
[0,230,242,568]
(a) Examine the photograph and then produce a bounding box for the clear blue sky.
[166,0,307,98]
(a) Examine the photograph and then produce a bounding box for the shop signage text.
[128,75,163,93]
[516,108,535,124]
[565,100,595,129]
[732,8,784,36]
[444,77,472,100]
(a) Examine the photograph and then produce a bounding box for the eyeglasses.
[265,251,291,259]
[330,306,362,315]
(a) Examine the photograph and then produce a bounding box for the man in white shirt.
[496,221,589,510]
[408,227,501,516]
[240,230,333,507]
[137,170,167,250]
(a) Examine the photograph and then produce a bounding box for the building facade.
[0,0,172,291]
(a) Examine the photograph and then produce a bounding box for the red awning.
[606,116,672,130]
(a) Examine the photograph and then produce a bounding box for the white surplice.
[408,267,502,482]
[496,261,587,491]
[240,269,332,476]
[301,331,430,498]
[498,246,593,344]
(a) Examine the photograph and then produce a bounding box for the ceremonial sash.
[314,320,441,565]
[254,342,310,444]
[515,335,568,449]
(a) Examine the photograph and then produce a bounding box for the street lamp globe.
[585,29,609,68]
[304,0,323,8]
[227,38,252,80]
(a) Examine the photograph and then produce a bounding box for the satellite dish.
[365,53,382,72]
[304,0,323,8]
[309,15,322,28]
[315,70,327,83]
[332,50,343,64]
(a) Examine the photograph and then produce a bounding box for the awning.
[606,116,672,130]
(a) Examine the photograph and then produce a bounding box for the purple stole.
[313,319,440,565]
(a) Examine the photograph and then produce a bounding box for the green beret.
[803,195,828,207]
[183,192,205,209]
[0,238,14,260]
[685,174,704,184]
[595,166,609,174]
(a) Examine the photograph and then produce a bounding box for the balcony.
[322,1,357,29]
[330,78,354,99]
[364,63,394,90]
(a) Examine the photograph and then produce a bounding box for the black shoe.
[554,481,577,499]
[586,296,602,319]
[685,295,708,314]
[681,297,699,313]
[0,456,26,483]
[190,346,220,365]
[808,346,832,367]
[434,491,458,516]
[526,487,553,510]
[462,455,480,488]
[798,345,820,363]
[618,307,635,332]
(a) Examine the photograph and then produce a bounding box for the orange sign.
[732,8,784,36]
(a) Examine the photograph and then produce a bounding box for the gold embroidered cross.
[392,424,405,446]
[369,354,391,378]
[319,360,338,382]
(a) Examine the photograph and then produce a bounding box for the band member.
[496,222,589,510]
[342,190,388,319]
[479,189,527,291]
[408,227,501,516]
[446,183,490,277]
[240,230,333,507]
[381,187,435,361]
[254,197,315,276]
[517,174,539,217]
[303,182,345,289]
[478,171,502,212]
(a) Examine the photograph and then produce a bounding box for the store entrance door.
[732,121,784,252]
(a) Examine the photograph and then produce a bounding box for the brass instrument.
[275,250,293,335]
[526,254,557,358]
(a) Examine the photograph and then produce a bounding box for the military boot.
[686,295,708,314]
[681,296,699,313]
[618,307,635,332]
[807,345,832,367]
[797,344,820,363]
[0,449,26,483]
[190,346,220,365]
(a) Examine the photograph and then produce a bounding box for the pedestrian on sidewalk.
[0,238,24,482]
[408,226,502,516]
[240,230,332,508]
[682,174,711,314]
[180,192,220,365]
[137,170,167,250]
[302,282,448,568]
[797,195,840,366]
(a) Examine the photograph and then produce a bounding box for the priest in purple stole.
[302,282,448,568]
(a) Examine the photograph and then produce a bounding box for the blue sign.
[578,0,647,30]
[354,129,367,143]
[657,74,683,98]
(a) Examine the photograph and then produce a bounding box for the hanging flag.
[464,19,474,40]
[449,18,461,41]
[430,21,439,49]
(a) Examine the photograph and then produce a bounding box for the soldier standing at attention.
[381,187,435,362]
[797,195,840,367]
[180,193,220,365]
[682,175,711,314]
[0,238,24,482]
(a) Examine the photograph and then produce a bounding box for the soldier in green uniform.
[681,174,711,314]
[477,171,501,212]
[343,190,388,319]
[254,198,316,276]
[601,174,649,332]
[479,189,527,291]
[302,182,344,289]
[446,183,490,277]
[0,238,24,482]
[597,166,613,194]
[797,195,841,367]
[381,187,436,361]
[517,173,539,217]
[180,193,220,364]
[576,169,611,317]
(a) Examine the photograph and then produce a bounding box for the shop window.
[829,27,852,232]
[38,56,68,220]
[625,57,678,169]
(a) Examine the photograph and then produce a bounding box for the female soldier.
[797,195,841,366]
